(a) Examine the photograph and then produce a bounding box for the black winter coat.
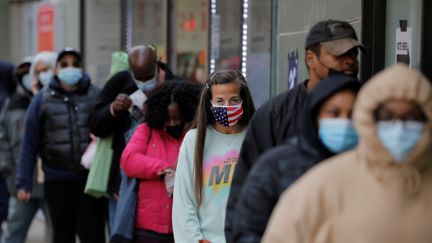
[225,82,308,241]
[88,70,137,194]
[231,75,362,243]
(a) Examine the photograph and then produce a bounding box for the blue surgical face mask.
[58,67,82,86]
[21,74,33,91]
[39,70,53,87]
[132,71,157,92]
[377,121,424,163]
[319,118,359,153]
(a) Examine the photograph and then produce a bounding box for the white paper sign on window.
[395,27,412,67]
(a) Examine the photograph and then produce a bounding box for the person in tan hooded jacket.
[262,64,432,243]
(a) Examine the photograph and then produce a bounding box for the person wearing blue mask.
[88,46,176,238]
[15,48,106,243]
[232,74,361,243]
[0,59,54,243]
[28,51,57,94]
[262,64,432,243]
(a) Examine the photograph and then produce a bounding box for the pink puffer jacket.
[121,123,182,234]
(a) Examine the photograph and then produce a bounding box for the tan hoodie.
[262,64,432,243]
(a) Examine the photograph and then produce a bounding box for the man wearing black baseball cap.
[305,19,365,83]
[225,19,364,242]
[16,47,106,243]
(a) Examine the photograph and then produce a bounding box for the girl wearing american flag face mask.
[172,70,255,243]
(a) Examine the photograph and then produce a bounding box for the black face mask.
[165,125,184,138]
[328,68,357,78]
[317,57,358,79]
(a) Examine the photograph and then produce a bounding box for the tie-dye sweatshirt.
[173,126,246,243]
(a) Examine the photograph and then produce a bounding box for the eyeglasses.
[376,120,425,130]
[374,109,427,123]
[60,61,80,68]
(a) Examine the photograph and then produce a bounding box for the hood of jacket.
[301,74,361,157]
[354,64,432,193]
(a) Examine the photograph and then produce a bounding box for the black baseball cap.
[305,19,365,56]
[56,47,82,63]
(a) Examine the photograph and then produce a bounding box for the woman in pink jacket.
[121,81,201,243]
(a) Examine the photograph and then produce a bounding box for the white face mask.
[38,70,54,87]
[131,70,157,92]
[21,74,32,91]
[377,121,425,163]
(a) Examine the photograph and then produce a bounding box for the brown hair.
[191,69,255,206]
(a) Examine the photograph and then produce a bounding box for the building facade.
[1,0,430,107]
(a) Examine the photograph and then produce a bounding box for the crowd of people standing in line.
[0,18,430,243]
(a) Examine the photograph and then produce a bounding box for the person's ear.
[306,50,318,70]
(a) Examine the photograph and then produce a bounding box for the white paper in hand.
[129,89,147,112]
[164,168,175,197]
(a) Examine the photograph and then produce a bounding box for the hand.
[17,189,31,202]
[163,168,175,197]
[110,94,132,116]
[199,240,211,243]
[31,79,40,95]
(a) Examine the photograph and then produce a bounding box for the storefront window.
[210,0,242,72]
[245,0,271,107]
[131,0,167,61]
[176,0,208,83]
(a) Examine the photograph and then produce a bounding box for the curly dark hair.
[144,81,202,130]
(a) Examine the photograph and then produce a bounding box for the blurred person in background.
[0,60,15,237]
[28,52,57,94]
[89,45,169,233]
[0,61,16,109]
[16,48,105,243]
[0,58,53,243]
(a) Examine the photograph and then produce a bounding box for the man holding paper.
[88,45,168,231]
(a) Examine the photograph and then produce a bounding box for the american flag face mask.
[210,101,244,127]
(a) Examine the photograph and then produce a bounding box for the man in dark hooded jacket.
[232,75,361,242]
[225,19,365,242]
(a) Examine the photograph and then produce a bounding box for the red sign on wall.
[37,4,55,51]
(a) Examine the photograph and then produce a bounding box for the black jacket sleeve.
[233,151,281,243]
[88,71,132,137]
[225,99,276,242]
[226,87,303,242]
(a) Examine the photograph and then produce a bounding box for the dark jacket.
[231,76,362,243]
[88,70,137,194]
[0,61,16,109]
[0,90,44,197]
[16,75,100,191]
[225,82,308,241]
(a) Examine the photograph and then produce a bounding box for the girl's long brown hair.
[191,70,255,206]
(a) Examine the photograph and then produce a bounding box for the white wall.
[276,0,362,94]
